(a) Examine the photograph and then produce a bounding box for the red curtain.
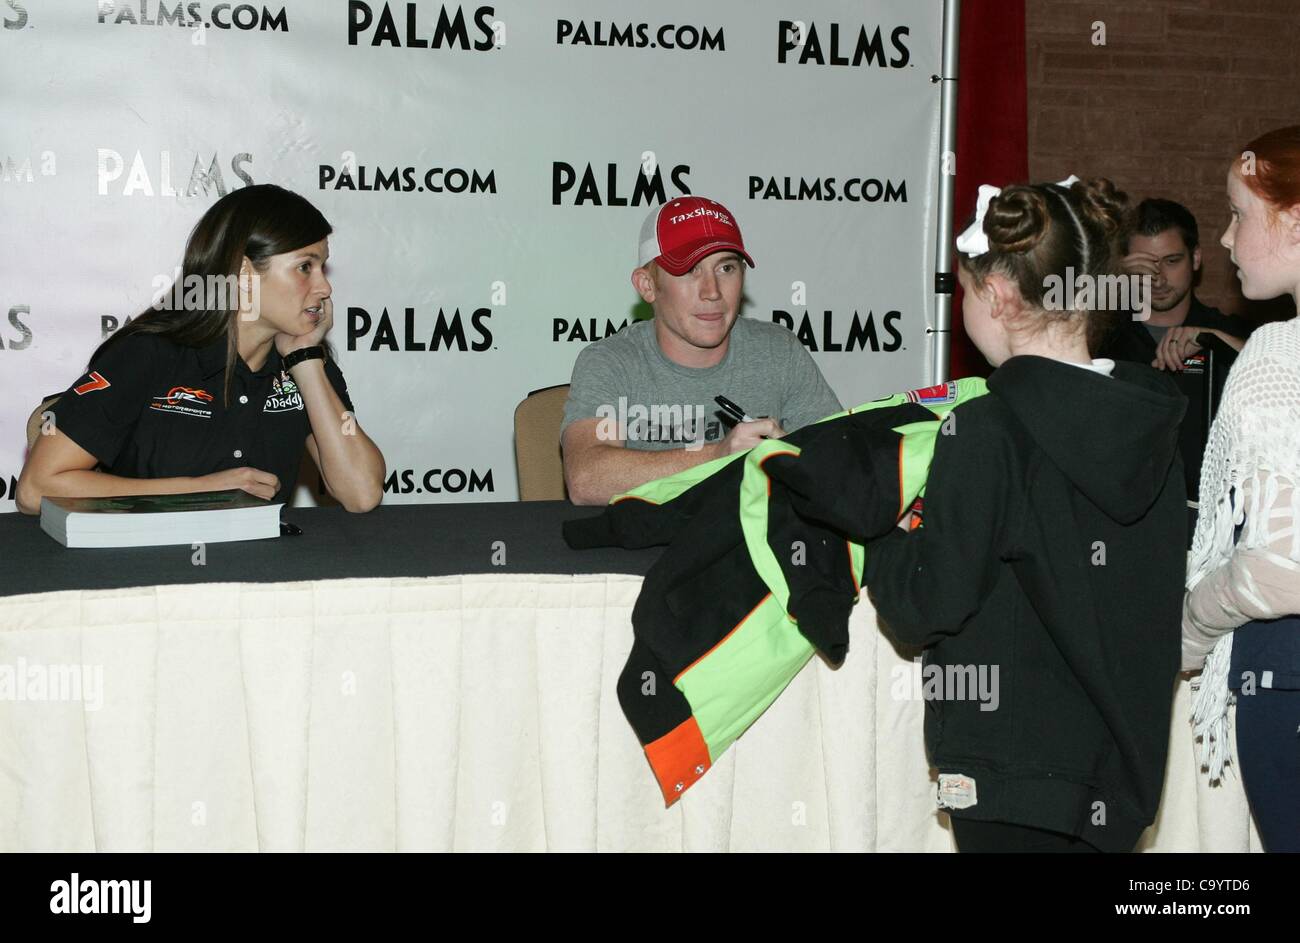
[948,0,1028,379]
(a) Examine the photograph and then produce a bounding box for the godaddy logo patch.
[264,372,303,414]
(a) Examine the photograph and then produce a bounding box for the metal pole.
[932,0,961,384]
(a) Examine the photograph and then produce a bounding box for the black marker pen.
[714,395,755,424]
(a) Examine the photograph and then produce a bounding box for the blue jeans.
[1235,686,1300,852]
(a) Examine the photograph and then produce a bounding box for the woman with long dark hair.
[16,184,385,514]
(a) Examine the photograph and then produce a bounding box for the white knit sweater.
[1184,316,1300,782]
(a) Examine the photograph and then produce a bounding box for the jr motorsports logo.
[150,385,215,417]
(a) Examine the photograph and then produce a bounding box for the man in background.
[1100,198,1253,512]
[1101,198,1252,369]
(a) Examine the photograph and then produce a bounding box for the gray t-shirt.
[1145,323,1171,346]
[561,317,842,450]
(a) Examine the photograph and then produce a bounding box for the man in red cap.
[561,196,841,505]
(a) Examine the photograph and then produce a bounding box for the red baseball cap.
[638,196,756,275]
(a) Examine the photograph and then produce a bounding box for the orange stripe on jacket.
[644,716,711,806]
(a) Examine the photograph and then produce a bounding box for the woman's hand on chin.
[275,297,333,356]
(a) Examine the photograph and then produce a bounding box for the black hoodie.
[864,356,1187,852]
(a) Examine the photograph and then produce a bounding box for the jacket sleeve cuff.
[789,586,854,667]
[562,511,618,549]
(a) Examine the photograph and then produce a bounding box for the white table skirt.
[0,574,1260,851]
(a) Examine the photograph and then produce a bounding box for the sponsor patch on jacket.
[937,772,978,810]
[149,386,214,418]
[904,381,959,406]
[907,495,924,531]
[264,372,304,414]
[73,371,111,395]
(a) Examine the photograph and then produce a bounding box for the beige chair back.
[514,385,570,501]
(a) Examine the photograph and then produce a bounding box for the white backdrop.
[0,0,943,507]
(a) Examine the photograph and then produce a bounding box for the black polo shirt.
[47,334,355,505]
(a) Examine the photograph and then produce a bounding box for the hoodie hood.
[987,356,1186,524]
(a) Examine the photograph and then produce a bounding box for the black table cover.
[0,502,659,598]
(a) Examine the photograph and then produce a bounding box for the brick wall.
[1026,0,1300,320]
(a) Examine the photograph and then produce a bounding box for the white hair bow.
[956,175,1080,257]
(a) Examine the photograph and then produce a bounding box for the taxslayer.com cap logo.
[150,385,214,418]
[665,205,732,228]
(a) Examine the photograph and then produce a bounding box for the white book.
[40,490,283,548]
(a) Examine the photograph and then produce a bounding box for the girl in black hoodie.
[865,177,1188,852]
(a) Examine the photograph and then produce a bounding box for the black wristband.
[282,346,324,370]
